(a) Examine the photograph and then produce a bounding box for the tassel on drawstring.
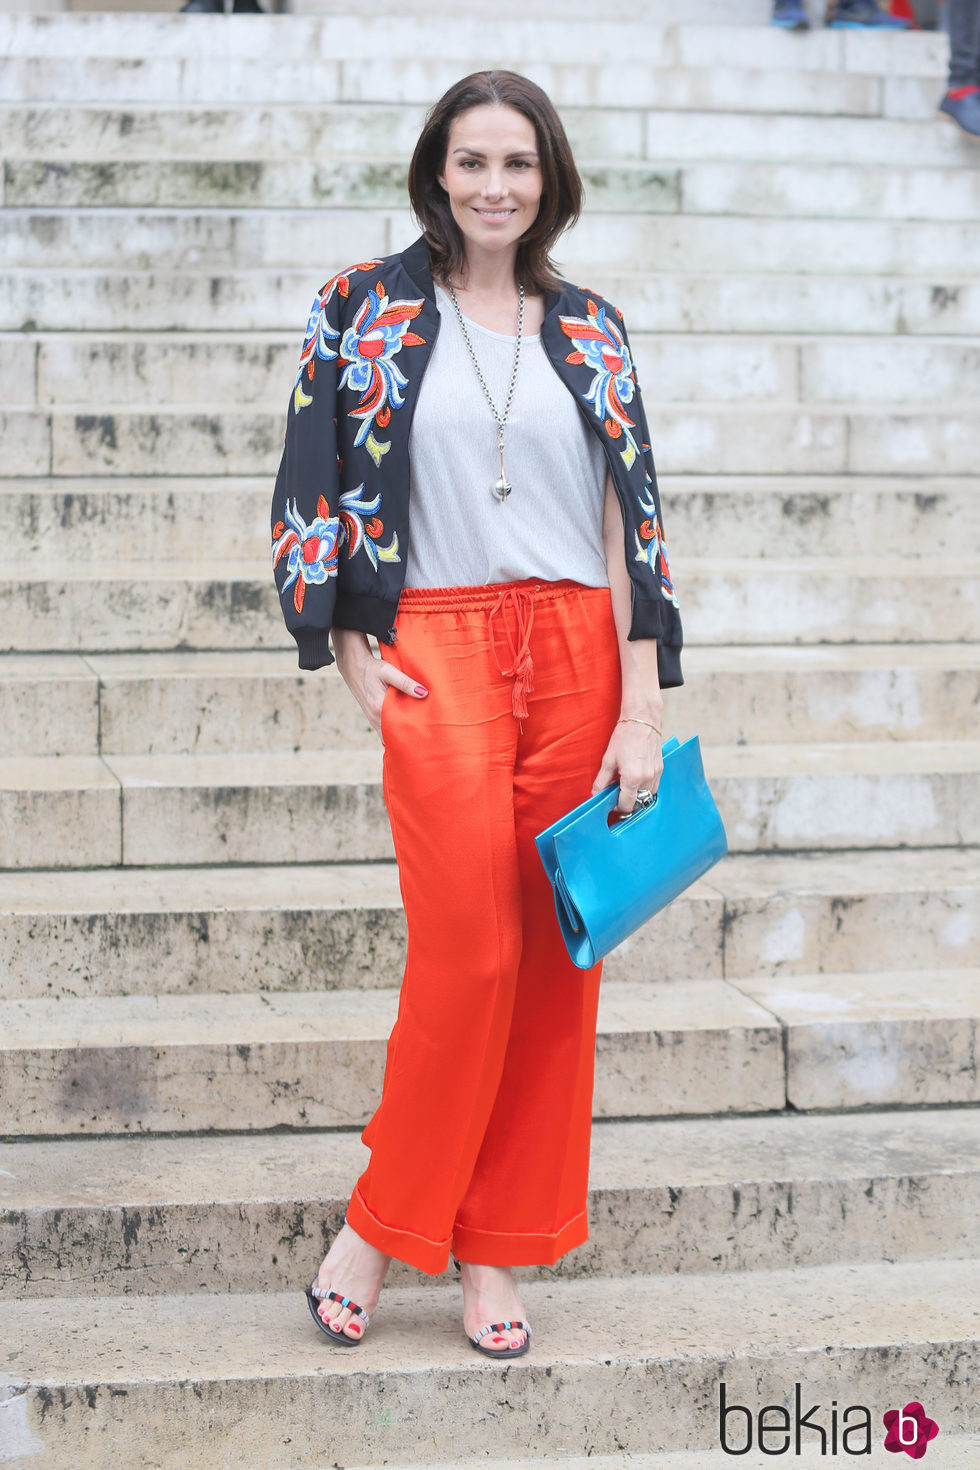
[510,651,534,718]
[488,587,536,721]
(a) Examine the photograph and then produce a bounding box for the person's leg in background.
[772,0,812,28]
[825,0,911,24]
[939,0,980,133]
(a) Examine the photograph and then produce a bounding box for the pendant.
[492,435,511,501]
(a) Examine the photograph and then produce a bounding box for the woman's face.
[437,103,544,264]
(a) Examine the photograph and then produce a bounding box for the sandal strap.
[472,1320,530,1344]
[309,1285,370,1326]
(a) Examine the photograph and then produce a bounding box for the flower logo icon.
[883,1402,939,1458]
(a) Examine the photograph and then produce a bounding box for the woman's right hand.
[331,628,428,739]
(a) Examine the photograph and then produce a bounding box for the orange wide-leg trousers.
[344,577,622,1274]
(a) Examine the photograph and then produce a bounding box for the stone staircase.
[1,8,979,1467]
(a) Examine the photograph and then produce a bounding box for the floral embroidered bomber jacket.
[271,235,684,688]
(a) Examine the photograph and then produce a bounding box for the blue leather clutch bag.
[534,734,728,969]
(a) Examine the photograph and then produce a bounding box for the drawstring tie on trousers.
[488,587,535,719]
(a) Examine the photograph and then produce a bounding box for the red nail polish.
[414,685,428,696]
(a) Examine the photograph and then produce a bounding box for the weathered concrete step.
[735,967,980,1109]
[3,740,979,870]
[3,1260,977,1465]
[17,333,980,410]
[5,640,977,759]
[3,1110,977,1299]
[7,219,980,335]
[4,104,978,171]
[3,470,976,569]
[0,560,292,654]
[0,748,390,869]
[3,969,979,1133]
[1,557,975,657]
[675,642,980,744]
[357,1443,980,1470]
[0,15,952,79]
[0,58,899,118]
[6,258,980,342]
[0,979,784,1133]
[0,847,974,999]
[8,404,980,479]
[0,15,949,74]
[2,157,683,215]
[5,201,980,295]
[9,157,980,223]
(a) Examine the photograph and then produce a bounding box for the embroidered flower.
[339,485,400,569]
[293,261,383,414]
[272,495,341,613]
[338,283,426,467]
[559,300,639,469]
[635,501,678,608]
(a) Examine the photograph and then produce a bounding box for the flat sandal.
[469,1320,532,1359]
[305,1279,371,1346]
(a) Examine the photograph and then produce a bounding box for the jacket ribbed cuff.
[294,628,335,671]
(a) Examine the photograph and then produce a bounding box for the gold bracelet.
[618,717,662,737]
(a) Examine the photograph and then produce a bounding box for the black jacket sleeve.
[271,286,345,670]
[618,310,684,687]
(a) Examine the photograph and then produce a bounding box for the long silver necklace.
[447,281,525,502]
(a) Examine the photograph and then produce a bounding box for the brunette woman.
[271,70,683,1358]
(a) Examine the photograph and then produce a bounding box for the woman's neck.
[446,244,520,301]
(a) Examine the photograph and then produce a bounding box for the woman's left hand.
[592,719,664,817]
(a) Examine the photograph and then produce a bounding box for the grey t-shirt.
[403,284,610,590]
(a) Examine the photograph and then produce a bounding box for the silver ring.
[633,788,656,810]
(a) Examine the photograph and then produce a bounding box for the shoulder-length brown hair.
[408,70,582,296]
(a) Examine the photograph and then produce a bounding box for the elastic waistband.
[396,577,601,612]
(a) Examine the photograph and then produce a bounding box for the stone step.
[8,157,980,223]
[3,739,979,872]
[6,256,980,341]
[3,103,978,170]
[2,1259,976,1464]
[0,58,908,117]
[0,979,784,1133]
[3,1109,976,1298]
[4,640,977,759]
[8,403,980,479]
[0,847,974,998]
[17,333,980,410]
[0,225,976,340]
[0,16,949,76]
[4,968,980,1134]
[1,555,976,656]
[2,157,680,215]
[366,1445,980,1470]
[2,472,976,570]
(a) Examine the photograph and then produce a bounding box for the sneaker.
[827,0,911,26]
[938,87,980,138]
[772,0,810,27]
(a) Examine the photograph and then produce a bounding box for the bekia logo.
[718,1383,940,1457]
[883,1401,939,1458]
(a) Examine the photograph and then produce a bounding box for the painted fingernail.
[414,684,428,696]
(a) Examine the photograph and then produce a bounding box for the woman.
[271,70,683,1358]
